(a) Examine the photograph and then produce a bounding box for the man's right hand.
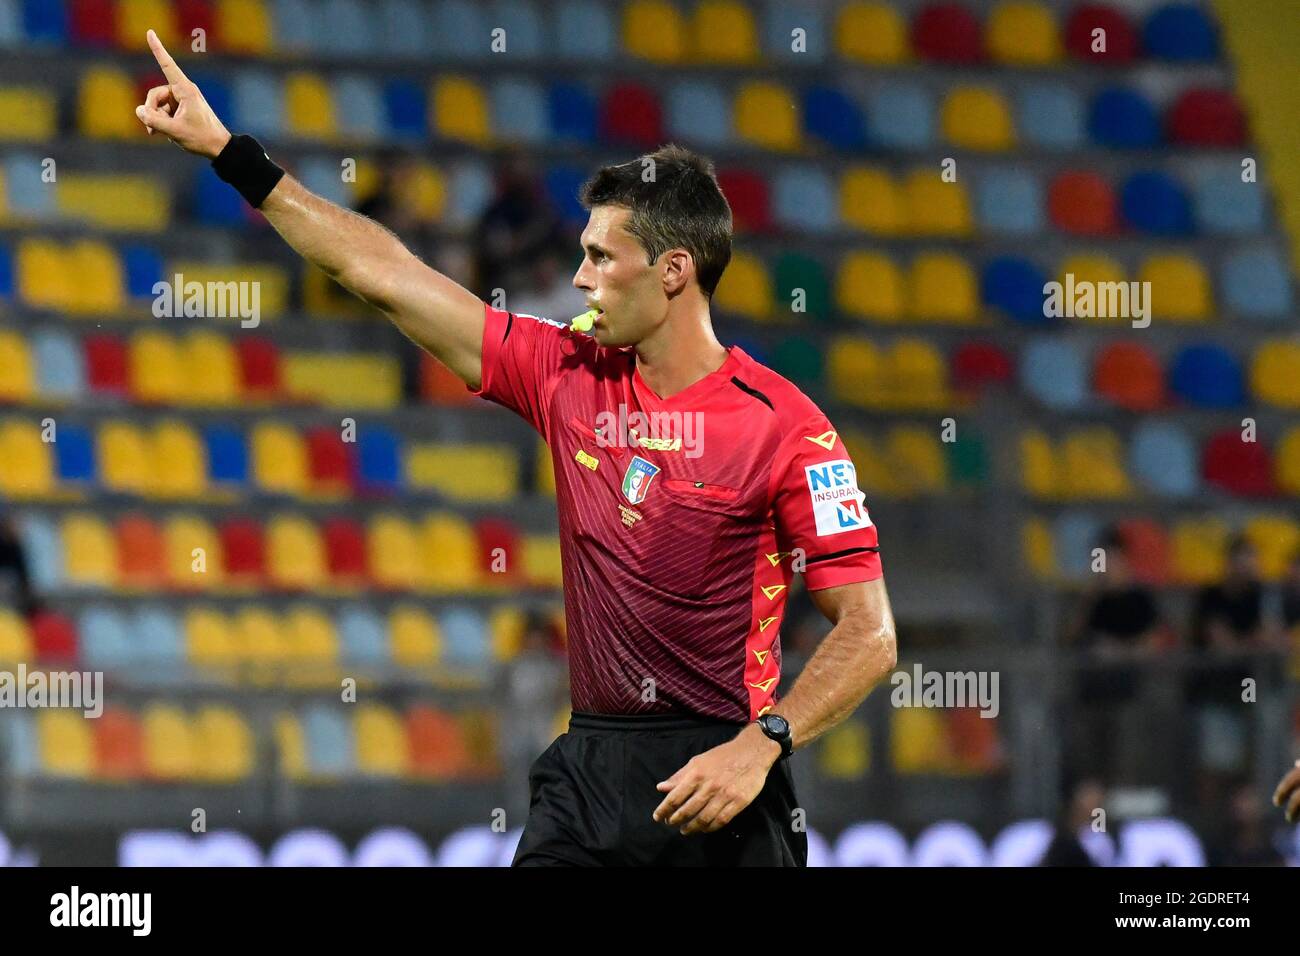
[1274,759,1300,824]
[135,29,231,159]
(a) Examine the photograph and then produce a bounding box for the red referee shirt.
[472,304,883,722]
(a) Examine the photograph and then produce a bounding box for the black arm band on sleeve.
[211,134,285,208]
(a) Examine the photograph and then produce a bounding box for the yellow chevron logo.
[757,704,773,716]
[765,551,789,567]
[759,616,778,632]
[804,430,837,451]
[748,676,778,693]
[753,649,769,665]
[760,584,786,600]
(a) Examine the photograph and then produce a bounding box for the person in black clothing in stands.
[0,511,37,616]
[1039,777,1106,866]
[1066,527,1164,786]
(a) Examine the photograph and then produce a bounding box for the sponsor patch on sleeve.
[804,459,871,536]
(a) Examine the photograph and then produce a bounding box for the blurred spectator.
[0,512,36,615]
[1207,781,1286,866]
[511,250,588,322]
[1276,548,1300,635]
[498,611,567,821]
[1039,778,1106,866]
[355,150,425,241]
[473,151,564,299]
[1066,527,1164,785]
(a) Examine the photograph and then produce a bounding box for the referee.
[136,30,898,867]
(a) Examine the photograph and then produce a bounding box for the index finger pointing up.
[146,29,188,87]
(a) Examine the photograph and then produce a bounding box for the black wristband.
[212,134,285,208]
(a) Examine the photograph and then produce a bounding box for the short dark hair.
[579,144,732,297]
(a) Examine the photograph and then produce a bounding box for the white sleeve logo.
[804,459,871,536]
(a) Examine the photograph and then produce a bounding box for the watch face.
[766,715,789,736]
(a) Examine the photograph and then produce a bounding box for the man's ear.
[661,248,693,296]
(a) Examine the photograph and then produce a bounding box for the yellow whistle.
[570,309,598,333]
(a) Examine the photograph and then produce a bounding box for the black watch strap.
[757,714,793,759]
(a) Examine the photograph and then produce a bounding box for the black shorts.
[511,711,808,867]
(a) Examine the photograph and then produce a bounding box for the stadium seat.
[713,250,773,319]
[868,83,935,149]
[390,604,441,666]
[1193,164,1265,236]
[987,2,1060,65]
[382,78,427,140]
[1202,429,1275,497]
[185,606,238,669]
[623,0,685,62]
[151,420,207,500]
[1093,342,1164,410]
[142,704,196,780]
[1054,253,1128,323]
[163,514,222,590]
[0,86,56,141]
[284,604,339,680]
[975,168,1043,235]
[802,86,868,150]
[323,518,368,584]
[129,331,185,404]
[193,706,254,781]
[252,421,308,495]
[1167,89,1246,147]
[305,426,356,496]
[0,418,52,498]
[1250,342,1300,409]
[951,341,1013,396]
[267,514,326,590]
[0,329,33,401]
[1221,249,1291,320]
[1021,339,1087,410]
[907,252,977,322]
[1017,83,1084,149]
[1064,4,1138,64]
[521,534,563,588]
[422,514,480,591]
[439,605,489,666]
[1088,88,1160,148]
[338,605,388,665]
[219,518,266,584]
[236,338,282,398]
[1275,427,1300,497]
[1242,516,1300,582]
[369,515,424,591]
[1139,254,1210,321]
[116,514,164,587]
[432,76,490,145]
[656,81,720,150]
[555,0,614,61]
[902,170,972,236]
[234,604,290,675]
[405,444,519,501]
[80,605,133,670]
[1120,171,1193,235]
[78,67,140,140]
[884,426,948,496]
[99,420,152,494]
[1054,511,1104,576]
[735,82,799,151]
[94,708,144,780]
[548,83,597,145]
[835,2,907,64]
[836,252,904,322]
[773,252,831,322]
[39,711,94,778]
[912,3,983,63]
[840,166,903,235]
[355,704,409,777]
[1116,518,1171,586]
[406,705,468,777]
[492,77,547,145]
[302,704,355,777]
[1129,422,1198,497]
[17,513,61,591]
[1170,344,1244,408]
[885,340,948,410]
[356,425,401,493]
[32,329,84,400]
[1049,172,1118,235]
[942,87,1015,151]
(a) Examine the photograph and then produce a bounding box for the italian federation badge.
[621,456,660,505]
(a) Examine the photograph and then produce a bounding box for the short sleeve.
[469,303,573,435]
[770,415,882,590]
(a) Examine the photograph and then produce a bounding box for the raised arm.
[134,30,486,387]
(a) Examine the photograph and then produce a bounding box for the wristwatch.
[756,714,793,760]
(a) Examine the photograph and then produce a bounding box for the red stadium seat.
[1202,429,1275,497]
[912,3,984,64]
[85,335,129,395]
[95,707,146,779]
[716,168,772,233]
[406,705,470,778]
[1048,172,1118,235]
[1064,4,1138,64]
[951,341,1013,396]
[598,82,665,149]
[70,0,118,48]
[32,611,79,665]
[236,338,282,399]
[421,353,476,406]
[323,518,369,584]
[1116,518,1171,586]
[1093,342,1164,411]
[175,0,218,47]
[1167,89,1247,147]
[474,517,523,581]
[116,514,166,588]
[947,707,1000,772]
[306,427,356,494]
[219,518,266,583]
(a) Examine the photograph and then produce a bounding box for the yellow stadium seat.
[0,609,33,665]
[840,166,904,235]
[1020,431,1058,498]
[902,170,973,237]
[164,515,222,589]
[350,156,383,206]
[282,353,401,409]
[942,87,1015,151]
[406,444,520,502]
[421,514,480,591]
[164,261,288,323]
[62,513,116,587]
[522,534,563,588]
[490,607,526,661]
[836,251,904,322]
[285,604,338,662]
[142,705,196,780]
[251,421,308,494]
[0,420,53,500]
[1250,342,1300,409]
[65,240,125,315]
[891,706,952,773]
[116,0,179,50]
[907,253,978,322]
[266,515,326,590]
[151,420,206,500]
[0,332,34,402]
[623,0,686,62]
[78,67,141,140]
[1277,427,1300,494]
[841,429,897,497]
[396,161,447,224]
[16,239,68,311]
[285,72,338,141]
[1139,254,1210,321]
[691,0,758,63]
[1023,517,1056,578]
[884,426,949,496]
[536,438,555,497]
[987,2,1061,65]
[887,340,948,410]
[818,720,871,778]
[39,711,94,777]
[734,82,799,151]
[193,706,254,782]
[1243,516,1300,582]
[57,174,170,231]
[828,338,886,407]
[275,712,309,780]
[355,705,409,777]
[1059,428,1130,499]
[713,251,773,319]
[1056,255,1128,323]
[432,76,490,145]
[130,331,185,404]
[185,607,239,669]
[390,605,442,666]
[216,0,274,55]
[369,516,425,590]
[181,332,240,406]
[233,605,291,676]
[99,421,151,495]
[835,2,908,64]
[0,86,57,141]
[1170,518,1230,585]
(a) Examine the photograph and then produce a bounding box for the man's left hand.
[653,723,782,835]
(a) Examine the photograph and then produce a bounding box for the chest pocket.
[662,478,740,507]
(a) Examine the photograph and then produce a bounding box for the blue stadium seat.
[548,83,597,144]
[432,0,485,61]
[490,0,544,59]
[446,160,494,228]
[555,0,615,60]
[302,704,355,775]
[383,79,427,141]
[188,74,235,132]
[1120,170,1193,235]
[22,0,67,45]
[272,0,320,52]
[33,329,85,400]
[1021,339,1088,410]
[338,606,390,667]
[666,81,731,148]
[544,165,588,225]
[439,605,488,667]
[55,424,96,483]
[18,513,61,591]
[0,244,11,298]
[195,165,246,225]
[975,168,1043,235]
[1017,83,1085,150]
[802,85,868,150]
[5,153,54,218]
[319,0,376,56]
[492,78,548,144]
[1220,248,1292,320]
[773,167,836,233]
[1169,344,1244,408]
[1193,164,1265,235]
[297,157,350,207]
[3,714,38,777]
[357,425,401,492]
[1054,512,1104,577]
[334,75,384,140]
[982,257,1050,324]
[0,0,20,47]
[766,2,826,62]
[133,606,185,671]
[1143,4,1218,61]
[379,0,431,57]
[80,605,134,670]
[233,69,285,140]
[726,333,769,367]
[868,83,935,149]
[1129,422,1199,497]
[121,244,163,299]
[204,425,249,486]
[1088,88,1160,148]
